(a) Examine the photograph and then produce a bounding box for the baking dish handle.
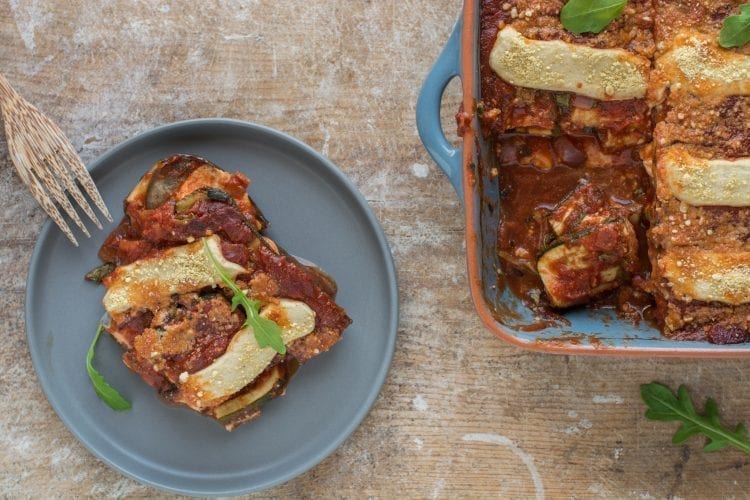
[416,16,463,201]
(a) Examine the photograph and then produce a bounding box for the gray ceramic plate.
[25,119,398,495]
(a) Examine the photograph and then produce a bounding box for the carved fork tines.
[0,73,111,245]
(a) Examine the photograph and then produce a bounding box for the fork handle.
[0,73,16,100]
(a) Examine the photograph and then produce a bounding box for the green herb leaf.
[560,0,627,35]
[84,262,115,283]
[554,93,571,109]
[204,239,286,354]
[719,4,750,48]
[641,382,750,455]
[86,324,132,411]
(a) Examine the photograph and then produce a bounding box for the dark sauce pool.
[494,134,656,325]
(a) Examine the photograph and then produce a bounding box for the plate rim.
[24,118,399,495]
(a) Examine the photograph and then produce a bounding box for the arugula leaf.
[86,324,132,411]
[641,382,750,455]
[561,0,627,35]
[719,4,750,48]
[204,239,286,355]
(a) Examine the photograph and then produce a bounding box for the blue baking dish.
[416,2,750,357]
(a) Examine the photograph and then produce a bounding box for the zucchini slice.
[538,219,636,308]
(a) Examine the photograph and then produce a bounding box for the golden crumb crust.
[655,95,750,156]
[651,197,750,251]
[654,0,750,55]
[485,0,655,56]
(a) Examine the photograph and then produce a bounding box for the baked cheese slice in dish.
[90,155,351,430]
[489,26,649,101]
[479,4,654,149]
[656,30,750,98]
[654,145,750,208]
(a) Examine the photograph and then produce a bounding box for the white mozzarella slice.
[103,235,245,314]
[659,147,750,207]
[661,250,750,305]
[658,30,750,96]
[489,26,649,100]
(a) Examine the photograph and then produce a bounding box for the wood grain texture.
[1,0,750,497]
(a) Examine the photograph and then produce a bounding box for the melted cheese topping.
[489,26,649,100]
[658,147,750,207]
[661,250,750,305]
[179,299,316,409]
[103,236,245,314]
[658,31,750,96]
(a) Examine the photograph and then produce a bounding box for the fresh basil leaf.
[561,0,627,35]
[641,382,750,455]
[204,239,286,355]
[86,324,132,411]
[719,4,750,48]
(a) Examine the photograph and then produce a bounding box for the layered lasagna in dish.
[479,0,750,342]
[650,0,750,342]
[88,155,351,430]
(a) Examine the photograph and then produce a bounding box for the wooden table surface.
[2,1,750,497]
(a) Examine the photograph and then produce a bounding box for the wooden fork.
[0,73,112,246]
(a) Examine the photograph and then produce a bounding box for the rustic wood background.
[1,1,749,497]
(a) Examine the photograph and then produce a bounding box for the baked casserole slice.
[90,155,351,430]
